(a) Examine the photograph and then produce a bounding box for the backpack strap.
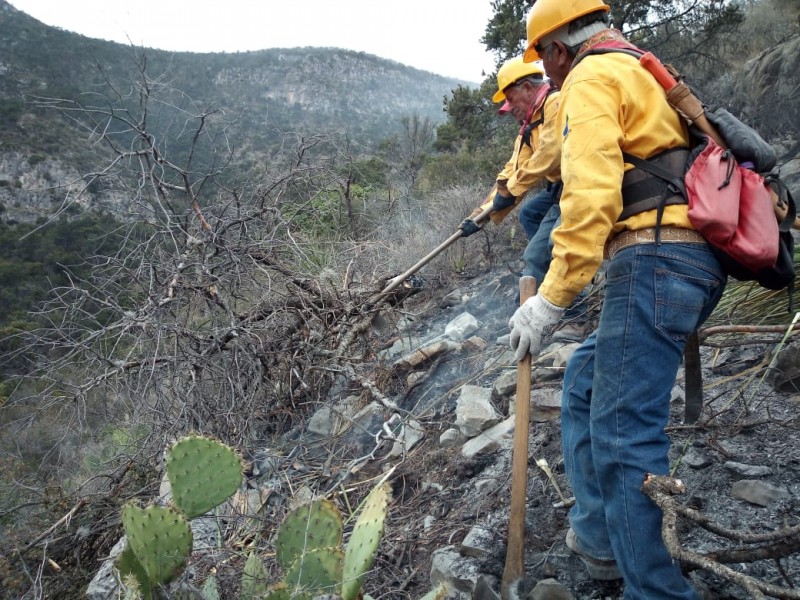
[520,122,535,150]
[764,174,798,310]
[765,173,798,232]
[576,45,691,223]
[515,86,558,175]
[620,148,689,221]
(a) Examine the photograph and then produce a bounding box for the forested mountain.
[0,0,467,221]
[0,0,472,354]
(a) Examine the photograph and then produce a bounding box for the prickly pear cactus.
[275,499,343,570]
[201,575,220,600]
[284,547,344,595]
[121,503,193,585]
[241,551,270,600]
[262,583,291,600]
[116,545,152,600]
[419,585,448,600]
[341,482,391,600]
[165,434,243,519]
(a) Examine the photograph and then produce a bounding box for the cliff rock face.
[213,49,459,119]
[0,153,83,222]
[730,34,800,193]
[735,34,800,116]
[0,153,131,223]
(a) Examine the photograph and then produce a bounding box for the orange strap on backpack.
[638,52,725,147]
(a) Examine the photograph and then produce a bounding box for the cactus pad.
[342,482,391,600]
[262,583,291,600]
[419,585,448,600]
[241,552,270,600]
[275,499,343,570]
[284,547,344,595]
[201,575,220,600]
[115,543,153,600]
[165,434,243,518]
[121,502,192,585]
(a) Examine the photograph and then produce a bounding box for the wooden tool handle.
[501,275,537,600]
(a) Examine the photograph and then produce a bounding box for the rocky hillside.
[4,14,800,600]
[84,249,800,599]
[83,32,800,599]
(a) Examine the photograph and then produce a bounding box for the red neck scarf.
[521,83,555,133]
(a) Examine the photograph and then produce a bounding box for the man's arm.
[505,94,562,197]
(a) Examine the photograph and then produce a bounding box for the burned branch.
[643,474,800,599]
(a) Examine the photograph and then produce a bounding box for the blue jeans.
[519,186,557,239]
[521,185,561,282]
[561,241,725,599]
[524,207,589,323]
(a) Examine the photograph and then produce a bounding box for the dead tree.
[0,50,413,599]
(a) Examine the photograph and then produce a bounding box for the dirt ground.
[353,270,800,600]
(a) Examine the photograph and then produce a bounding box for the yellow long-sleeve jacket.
[479,90,563,224]
[539,47,694,308]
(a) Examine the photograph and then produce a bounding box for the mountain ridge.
[0,0,471,222]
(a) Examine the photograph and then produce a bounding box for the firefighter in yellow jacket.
[509,1,726,597]
[460,56,562,288]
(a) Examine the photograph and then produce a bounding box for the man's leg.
[518,186,556,240]
[522,203,560,283]
[589,242,725,599]
[562,332,616,562]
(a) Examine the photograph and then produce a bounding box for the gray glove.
[509,294,565,362]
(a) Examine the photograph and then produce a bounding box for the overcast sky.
[7,1,499,83]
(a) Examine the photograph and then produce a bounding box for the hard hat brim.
[524,46,540,63]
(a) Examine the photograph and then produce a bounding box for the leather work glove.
[509,294,565,362]
[459,218,482,237]
[492,190,515,212]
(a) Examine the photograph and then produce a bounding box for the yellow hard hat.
[524,0,610,62]
[492,56,546,103]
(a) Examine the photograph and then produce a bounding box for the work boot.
[565,528,622,581]
[552,322,590,343]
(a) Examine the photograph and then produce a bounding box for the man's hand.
[459,218,482,237]
[509,294,565,361]
[492,190,515,212]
